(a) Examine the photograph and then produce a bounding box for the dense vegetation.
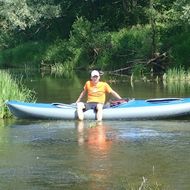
[0,0,190,74]
[0,70,36,118]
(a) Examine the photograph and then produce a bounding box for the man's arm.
[76,90,86,103]
[110,90,122,99]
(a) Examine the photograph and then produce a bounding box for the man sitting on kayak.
[76,70,122,121]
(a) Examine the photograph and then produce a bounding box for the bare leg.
[96,103,103,121]
[77,102,85,120]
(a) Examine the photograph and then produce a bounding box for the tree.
[0,0,61,31]
[0,0,61,48]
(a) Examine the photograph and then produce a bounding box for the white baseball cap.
[91,70,100,77]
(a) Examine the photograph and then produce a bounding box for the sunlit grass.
[118,166,169,190]
[118,176,168,190]
[163,67,189,82]
[0,70,36,118]
[162,67,190,94]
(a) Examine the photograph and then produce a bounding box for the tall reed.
[163,67,187,82]
[0,70,36,118]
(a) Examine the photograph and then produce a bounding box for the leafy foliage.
[0,41,47,67]
[0,0,61,31]
[0,0,190,72]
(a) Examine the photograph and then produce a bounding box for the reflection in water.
[76,121,85,145]
[76,121,114,189]
[163,80,189,95]
[0,119,190,190]
[76,121,113,151]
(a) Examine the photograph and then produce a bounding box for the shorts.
[84,102,103,111]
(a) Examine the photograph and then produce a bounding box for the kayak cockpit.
[146,98,183,103]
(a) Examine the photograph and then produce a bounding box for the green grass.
[118,176,168,190]
[163,67,190,82]
[0,70,36,118]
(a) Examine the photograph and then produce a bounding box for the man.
[76,70,122,121]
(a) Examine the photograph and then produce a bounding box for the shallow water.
[0,120,190,189]
[1,69,190,189]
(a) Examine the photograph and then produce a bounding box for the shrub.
[0,42,47,67]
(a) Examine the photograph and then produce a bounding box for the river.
[0,69,190,189]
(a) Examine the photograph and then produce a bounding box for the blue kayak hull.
[6,98,190,120]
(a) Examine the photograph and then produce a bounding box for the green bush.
[170,32,190,68]
[66,18,153,71]
[43,39,71,64]
[0,42,47,67]
[106,25,152,70]
[160,24,190,69]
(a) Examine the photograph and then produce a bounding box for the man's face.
[91,75,100,83]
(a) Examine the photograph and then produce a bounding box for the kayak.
[5,98,190,120]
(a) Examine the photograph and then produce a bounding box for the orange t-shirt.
[84,81,112,104]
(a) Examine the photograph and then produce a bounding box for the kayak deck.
[6,98,190,120]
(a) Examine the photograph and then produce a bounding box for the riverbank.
[0,70,36,118]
